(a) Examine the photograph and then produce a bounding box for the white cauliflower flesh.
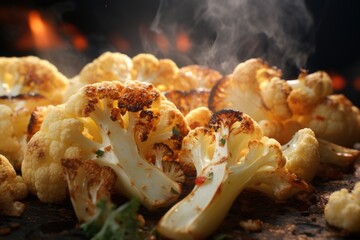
[325,182,360,233]
[22,80,189,209]
[0,154,28,216]
[158,110,308,240]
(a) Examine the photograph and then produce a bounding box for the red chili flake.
[315,115,325,121]
[195,176,207,186]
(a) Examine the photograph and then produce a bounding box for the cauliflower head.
[0,154,28,216]
[22,80,189,210]
[294,94,360,147]
[324,182,360,233]
[65,52,133,99]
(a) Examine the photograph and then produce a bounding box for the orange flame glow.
[155,33,170,52]
[176,30,191,52]
[28,10,62,50]
[330,73,346,90]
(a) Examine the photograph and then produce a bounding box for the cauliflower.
[158,110,308,239]
[0,154,28,216]
[324,182,360,233]
[0,56,68,103]
[294,94,360,147]
[164,89,210,115]
[184,106,213,130]
[0,56,69,169]
[281,128,320,182]
[287,71,333,115]
[61,158,117,222]
[208,59,283,122]
[131,53,178,91]
[22,80,189,210]
[174,64,222,90]
[65,52,132,99]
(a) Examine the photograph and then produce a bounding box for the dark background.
[0,0,359,106]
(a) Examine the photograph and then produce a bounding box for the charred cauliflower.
[22,80,189,211]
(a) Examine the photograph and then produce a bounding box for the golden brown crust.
[165,89,210,115]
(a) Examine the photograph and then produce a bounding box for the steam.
[144,0,314,76]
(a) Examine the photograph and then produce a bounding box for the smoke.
[145,0,314,77]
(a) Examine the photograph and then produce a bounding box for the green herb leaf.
[208,172,214,180]
[170,187,179,195]
[95,149,105,157]
[172,127,180,137]
[219,138,226,146]
[81,198,144,240]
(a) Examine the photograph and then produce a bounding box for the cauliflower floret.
[0,56,68,103]
[131,53,178,91]
[184,106,212,130]
[0,56,69,169]
[165,89,210,115]
[287,71,333,115]
[324,182,360,233]
[61,158,117,222]
[65,52,132,99]
[175,65,222,90]
[159,110,308,239]
[0,154,28,216]
[281,128,320,182]
[294,94,360,147]
[22,81,189,210]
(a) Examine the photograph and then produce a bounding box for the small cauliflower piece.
[0,56,68,103]
[61,158,117,223]
[65,52,132,99]
[164,89,210,115]
[281,128,320,183]
[175,65,222,90]
[294,94,360,147]
[185,106,213,130]
[158,110,307,239]
[131,53,178,91]
[287,71,333,115]
[22,80,189,210]
[324,182,360,233]
[0,154,28,216]
[0,56,68,169]
[209,59,283,121]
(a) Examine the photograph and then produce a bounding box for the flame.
[354,77,360,91]
[176,30,191,52]
[63,23,88,51]
[330,73,346,90]
[110,35,131,52]
[155,32,170,52]
[28,10,62,50]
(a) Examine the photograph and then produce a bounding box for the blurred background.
[0,0,359,106]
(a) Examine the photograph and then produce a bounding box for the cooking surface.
[1,157,359,240]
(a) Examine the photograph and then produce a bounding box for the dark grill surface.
[1,157,360,240]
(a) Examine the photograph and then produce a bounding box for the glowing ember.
[176,30,191,53]
[330,73,346,90]
[28,10,62,50]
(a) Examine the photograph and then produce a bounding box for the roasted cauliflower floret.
[324,182,360,233]
[159,110,307,239]
[281,128,320,182]
[0,56,69,169]
[175,65,222,90]
[185,106,213,130]
[22,80,189,210]
[65,52,132,98]
[165,89,210,115]
[0,154,28,216]
[61,158,117,222]
[294,94,360,147]
[131,53,178,91]
[0,56,68,103]
[287,71,333,115]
